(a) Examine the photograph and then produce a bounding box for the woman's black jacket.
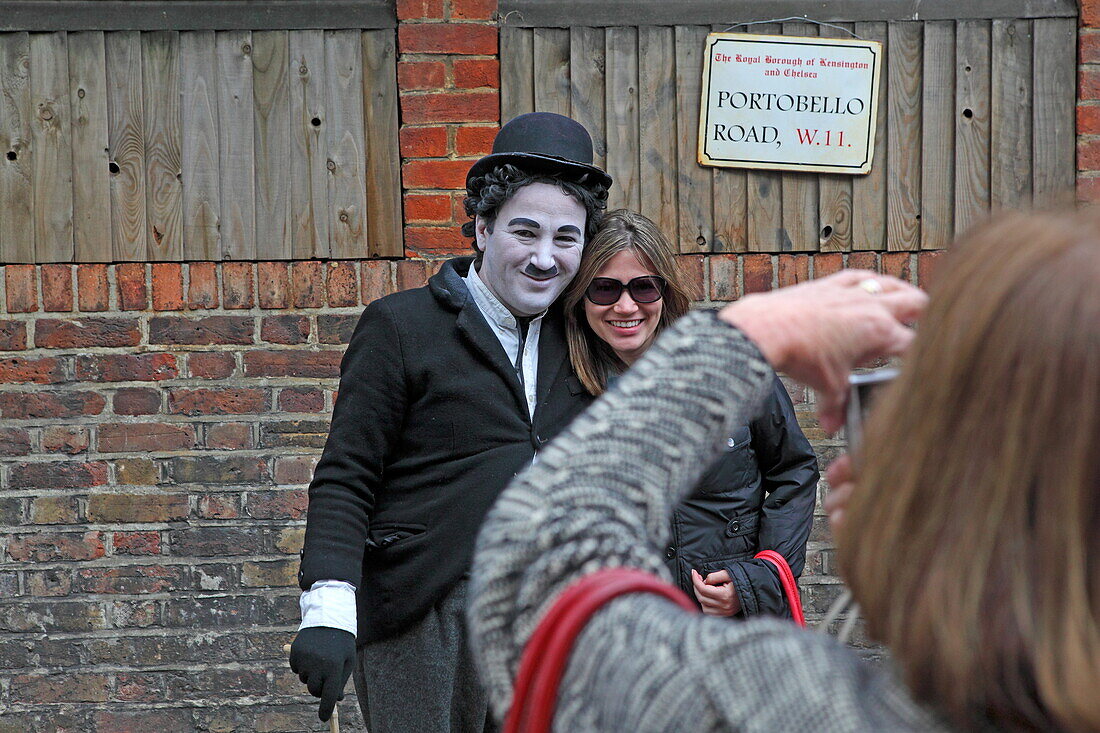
[663,375,819,618]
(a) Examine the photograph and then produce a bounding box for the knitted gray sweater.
[469,311,947,731]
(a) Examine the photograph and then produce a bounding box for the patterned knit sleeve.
[467,309,773,718]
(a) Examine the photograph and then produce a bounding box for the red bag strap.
[505,568,697,733]
[754,550,806,628]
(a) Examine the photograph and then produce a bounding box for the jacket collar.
[431,256,570,421]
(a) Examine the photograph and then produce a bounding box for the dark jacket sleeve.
[297,299,408,589]
[726,376,820,617]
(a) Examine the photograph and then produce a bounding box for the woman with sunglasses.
[561,209,819,619]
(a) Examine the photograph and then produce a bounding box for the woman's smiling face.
[583,249,664,366]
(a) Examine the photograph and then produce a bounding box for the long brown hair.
[838,210,1100,731]
[563,210,692,395]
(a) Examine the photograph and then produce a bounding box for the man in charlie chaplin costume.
[290,113,612,731]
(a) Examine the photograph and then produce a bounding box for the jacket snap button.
[726,437,736,448]
[725,519,741,537]
[665,546,676,559]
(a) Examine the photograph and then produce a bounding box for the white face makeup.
[475,182,586,317]
[583,249,664,366]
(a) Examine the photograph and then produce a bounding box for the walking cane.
[284,643,341,733]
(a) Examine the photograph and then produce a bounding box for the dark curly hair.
[462,164,609,265]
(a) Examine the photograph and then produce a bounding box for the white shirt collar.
[464,263,545,330]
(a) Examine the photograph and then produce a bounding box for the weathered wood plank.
[989,19,1032,210]
[142,30,182,260]
[0,1,398,32]
[180,30,221,260]
[216,30,255,260]
[326,29,367,259]
[569,27,606,173]
[816,22,854,252]
[252,30,293,259]
[779,21,818,252]
[955,20,991,234]
[500,26,533,122]
[886,21,922,251]
[288,30,328,259]
[710,19,746,251]
[745,23,782,252]
[605,26,639,212]
[106,30,146,261]
[533,27,570,116]
[362,28,401,258]
[1032,18,1075,208]
[851,21,887,250]
[920,21,954,250]
[498,0,1078,28]
[0,32,33,263]
[638,25,677,239]
[69,32,111,262]
[674,25,712,253]
[30,32,74,262]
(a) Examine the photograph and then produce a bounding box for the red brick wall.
[0,2,1084,729]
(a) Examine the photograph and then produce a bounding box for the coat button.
[726,437,736,448]
[724,519,741,537]
[665,546,676,559]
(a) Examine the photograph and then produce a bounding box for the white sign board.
[698,33,883,175]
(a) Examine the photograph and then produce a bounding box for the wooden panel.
[0,32,33,263]
[68,32,111,262]
[886,21,921,251]
[989,19,1032,210]
[0,1,398,32]
[498,0,1079,27]
[362,28,401,258]
[500,26,533,122]
[569,27,606,172]
[141,31,182,260]
[216,30,255,260]
[851,21,887,250]
[711,22,746,252]
[30,32,74,262]
[252,30,292,259]
[106,31,146,261]
[180,30,221,260]
[1032,18,1075,208]
[779,22,818,252]
[326,29,367,259]
[955,20,991,234]
[638,25,676,238]
[605,26,639,212]
[745,24,782,252]
[920,21,955,250]
[816,23,853,252]
[533,28,570,116]
[288,30,328,259]
[674,25,711,253]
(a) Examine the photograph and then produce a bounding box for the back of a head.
[838,209,1100,731]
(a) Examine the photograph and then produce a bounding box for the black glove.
[289,626,356,721]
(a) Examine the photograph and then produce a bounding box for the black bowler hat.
[466,112,613,190]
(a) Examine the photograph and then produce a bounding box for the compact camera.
[845,367,898,455]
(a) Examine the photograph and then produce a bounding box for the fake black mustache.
[523,264,559,279]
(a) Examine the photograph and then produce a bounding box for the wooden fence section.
[501,18,1076,253]
[0,29,401,263]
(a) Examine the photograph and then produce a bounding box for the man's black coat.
[298,257,593,643]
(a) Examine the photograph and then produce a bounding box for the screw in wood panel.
[108,161,120,174]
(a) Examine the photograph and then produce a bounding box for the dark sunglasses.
[584,275,668,306]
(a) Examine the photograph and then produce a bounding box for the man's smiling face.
[474,182,587,317]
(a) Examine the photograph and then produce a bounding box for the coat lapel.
[535,308,568,409]
[454,296,529,414]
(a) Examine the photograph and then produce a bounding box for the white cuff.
[298,580,358,636]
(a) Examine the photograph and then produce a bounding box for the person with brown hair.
[561,209,818,619]
[468,209,1100,730]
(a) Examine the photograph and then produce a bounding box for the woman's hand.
[718,270,926,433]
[691,569,741,616]
[824,454,855,534]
